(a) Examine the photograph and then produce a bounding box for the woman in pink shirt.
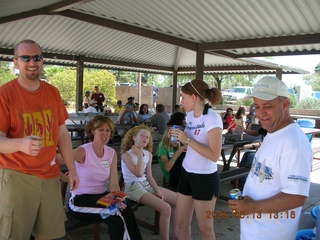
[68,115,142,240]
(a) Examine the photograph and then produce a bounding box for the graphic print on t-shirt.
[22,109,55,147]
[186,122,204,137]
[251,157,273,183]
[101,159,111,169]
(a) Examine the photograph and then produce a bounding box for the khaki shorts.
[0,168,65,240]
[124,180,155,202]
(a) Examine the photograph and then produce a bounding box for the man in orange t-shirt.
[0,40,79,240]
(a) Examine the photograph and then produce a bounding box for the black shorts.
[178,167,220,200]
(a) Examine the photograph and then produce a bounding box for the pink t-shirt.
[72,142,114,195]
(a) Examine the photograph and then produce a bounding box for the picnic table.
[301,127,320,135]
[67,113,118,144]
[221,133,261,171]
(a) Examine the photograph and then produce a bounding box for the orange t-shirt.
[0,79,68,179]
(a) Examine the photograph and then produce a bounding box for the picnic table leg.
[221,149,227,170]
[223,146,238,171]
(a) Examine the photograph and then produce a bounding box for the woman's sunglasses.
[16,55,43,62]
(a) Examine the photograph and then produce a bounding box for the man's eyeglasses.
[16,55,43,62]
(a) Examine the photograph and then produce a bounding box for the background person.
[83,90,91,109]
[91,86,105,112]
[222,107,235,131]
[172,79,222,240]
[245,103,257,129]
[121,125,178,240]
[150,104,170,135]
[68,115,142,240]
[228,76,313,240]
[138,104,152,122]
[114,100,125,114]
[233,106,246,134]
[157,111,187,190]
[83,100,98,113]
[0,39,79,240]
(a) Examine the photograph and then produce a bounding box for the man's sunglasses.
[16,55,43,62]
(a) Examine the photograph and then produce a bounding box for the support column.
[76,59,84,112]
[137,72,142,106]
[196,49,204,81]
[172,70,178,112]
[276,69,283,80]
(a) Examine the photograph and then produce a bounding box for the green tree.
[83,69,117,104]
[143,73,172,87]
[45,67,76,103]
[0,61,15,86]
[220,75,255,89]
[296,97,320,110]
[177,74,257,89]
[304,73,320,91]
[44,66,116,105]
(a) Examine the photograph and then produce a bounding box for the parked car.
[116,82,137,86]
[222,86,253,103]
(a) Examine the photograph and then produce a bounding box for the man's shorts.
[124,180,155,202]
[178,167,220,200]
[0,168,65,240]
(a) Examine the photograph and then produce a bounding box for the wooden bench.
[62,182,102,240]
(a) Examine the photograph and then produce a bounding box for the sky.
[257,55,320,88]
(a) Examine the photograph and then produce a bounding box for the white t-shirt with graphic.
[241,123,312,240]
[183,108,223,174]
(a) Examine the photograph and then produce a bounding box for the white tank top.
[121,149,150,184]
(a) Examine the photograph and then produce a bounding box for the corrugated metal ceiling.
[0,0,319,73]
[228,44,320,55]
[0,0,59,17]
[73,0,320,42]
[0,15,177,67]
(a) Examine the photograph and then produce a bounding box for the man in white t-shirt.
[229,76,312,240]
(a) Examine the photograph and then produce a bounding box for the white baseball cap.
[252,76,289,100]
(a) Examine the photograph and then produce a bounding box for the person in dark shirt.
[91,86,105,112]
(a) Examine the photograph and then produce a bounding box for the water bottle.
[170,125,182,143]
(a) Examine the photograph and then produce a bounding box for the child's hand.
[132,145,143,159]
[155,189,164,200]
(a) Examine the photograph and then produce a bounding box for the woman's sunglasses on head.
[16,55,43,62]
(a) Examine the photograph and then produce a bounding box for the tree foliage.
[296,97,320,109]
[0,61,15,86]
[303,72,320,91]
[143,73,172,87]
[83,69,117,104]
[176,74,256,89]
[44,66,116,105]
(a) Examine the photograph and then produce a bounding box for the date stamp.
[206,210,296,219]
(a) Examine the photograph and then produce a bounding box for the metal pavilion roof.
[0,0,319,74]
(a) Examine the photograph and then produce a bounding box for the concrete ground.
[65,137,320,240]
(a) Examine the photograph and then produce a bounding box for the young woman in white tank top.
[121,125,178,240]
